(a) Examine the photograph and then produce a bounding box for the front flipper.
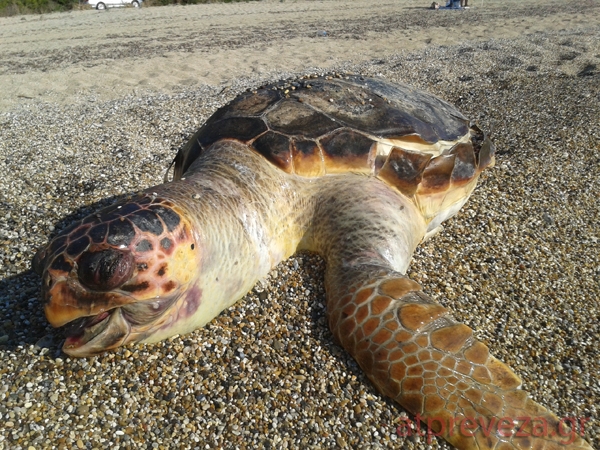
[326,269,593,450]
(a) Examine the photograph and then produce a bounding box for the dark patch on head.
[89,223,108,244]
[50,254,73,273]
[266,98,339,138]
[49,236,68,254]
[163,280,176,293]
[66,236,91,258]
[117,203,142,215]
[135,239,153,252]
[150,205,180,232]
[78,249,134,292]
[252,131,292,171]
[157,265,166,277]
[129,210,164,236]
[107,219,136,247]
[58,221,81,237]
[69,225,90,241]
[191,243,195,250]
[378,147,432,196]
[83,215,99,225]
[160,238,172,251]
[96,202,120,216]
[99,211,121,223]
[197,116,268,148]
[121,281,150,293]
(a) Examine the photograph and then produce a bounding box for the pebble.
[0,13,598,450]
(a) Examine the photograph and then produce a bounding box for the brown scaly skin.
[328,270,592,449]
[304,178,593,449]
[34,76,593,449]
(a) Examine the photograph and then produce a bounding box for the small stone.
[542,212,554,225]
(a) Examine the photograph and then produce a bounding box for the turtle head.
[34,195,200,357]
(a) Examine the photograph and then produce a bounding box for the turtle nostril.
[78,249,135,291]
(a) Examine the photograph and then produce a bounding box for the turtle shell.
[168,75,493,220]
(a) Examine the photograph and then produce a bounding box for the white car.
[87,0,142,10]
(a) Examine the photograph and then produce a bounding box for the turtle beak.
[62,308,131,357]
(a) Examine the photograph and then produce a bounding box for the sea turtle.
[33,75,592,450]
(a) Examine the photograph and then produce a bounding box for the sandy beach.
[0,0,598,448]
[1,0,598,110]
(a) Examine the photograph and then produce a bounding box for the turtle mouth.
[62,308,129,356]
[65,311,111,340]
[60,294,181,357]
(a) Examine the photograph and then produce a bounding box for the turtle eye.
[77,249,134,291]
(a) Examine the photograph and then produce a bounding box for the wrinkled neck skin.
[140,141,310,342]
[299,174,427,277]
[146,140,427,343]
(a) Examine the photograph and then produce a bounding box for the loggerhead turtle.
[33,75,592,450]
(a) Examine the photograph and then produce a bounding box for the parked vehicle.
[86,0,142,10]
